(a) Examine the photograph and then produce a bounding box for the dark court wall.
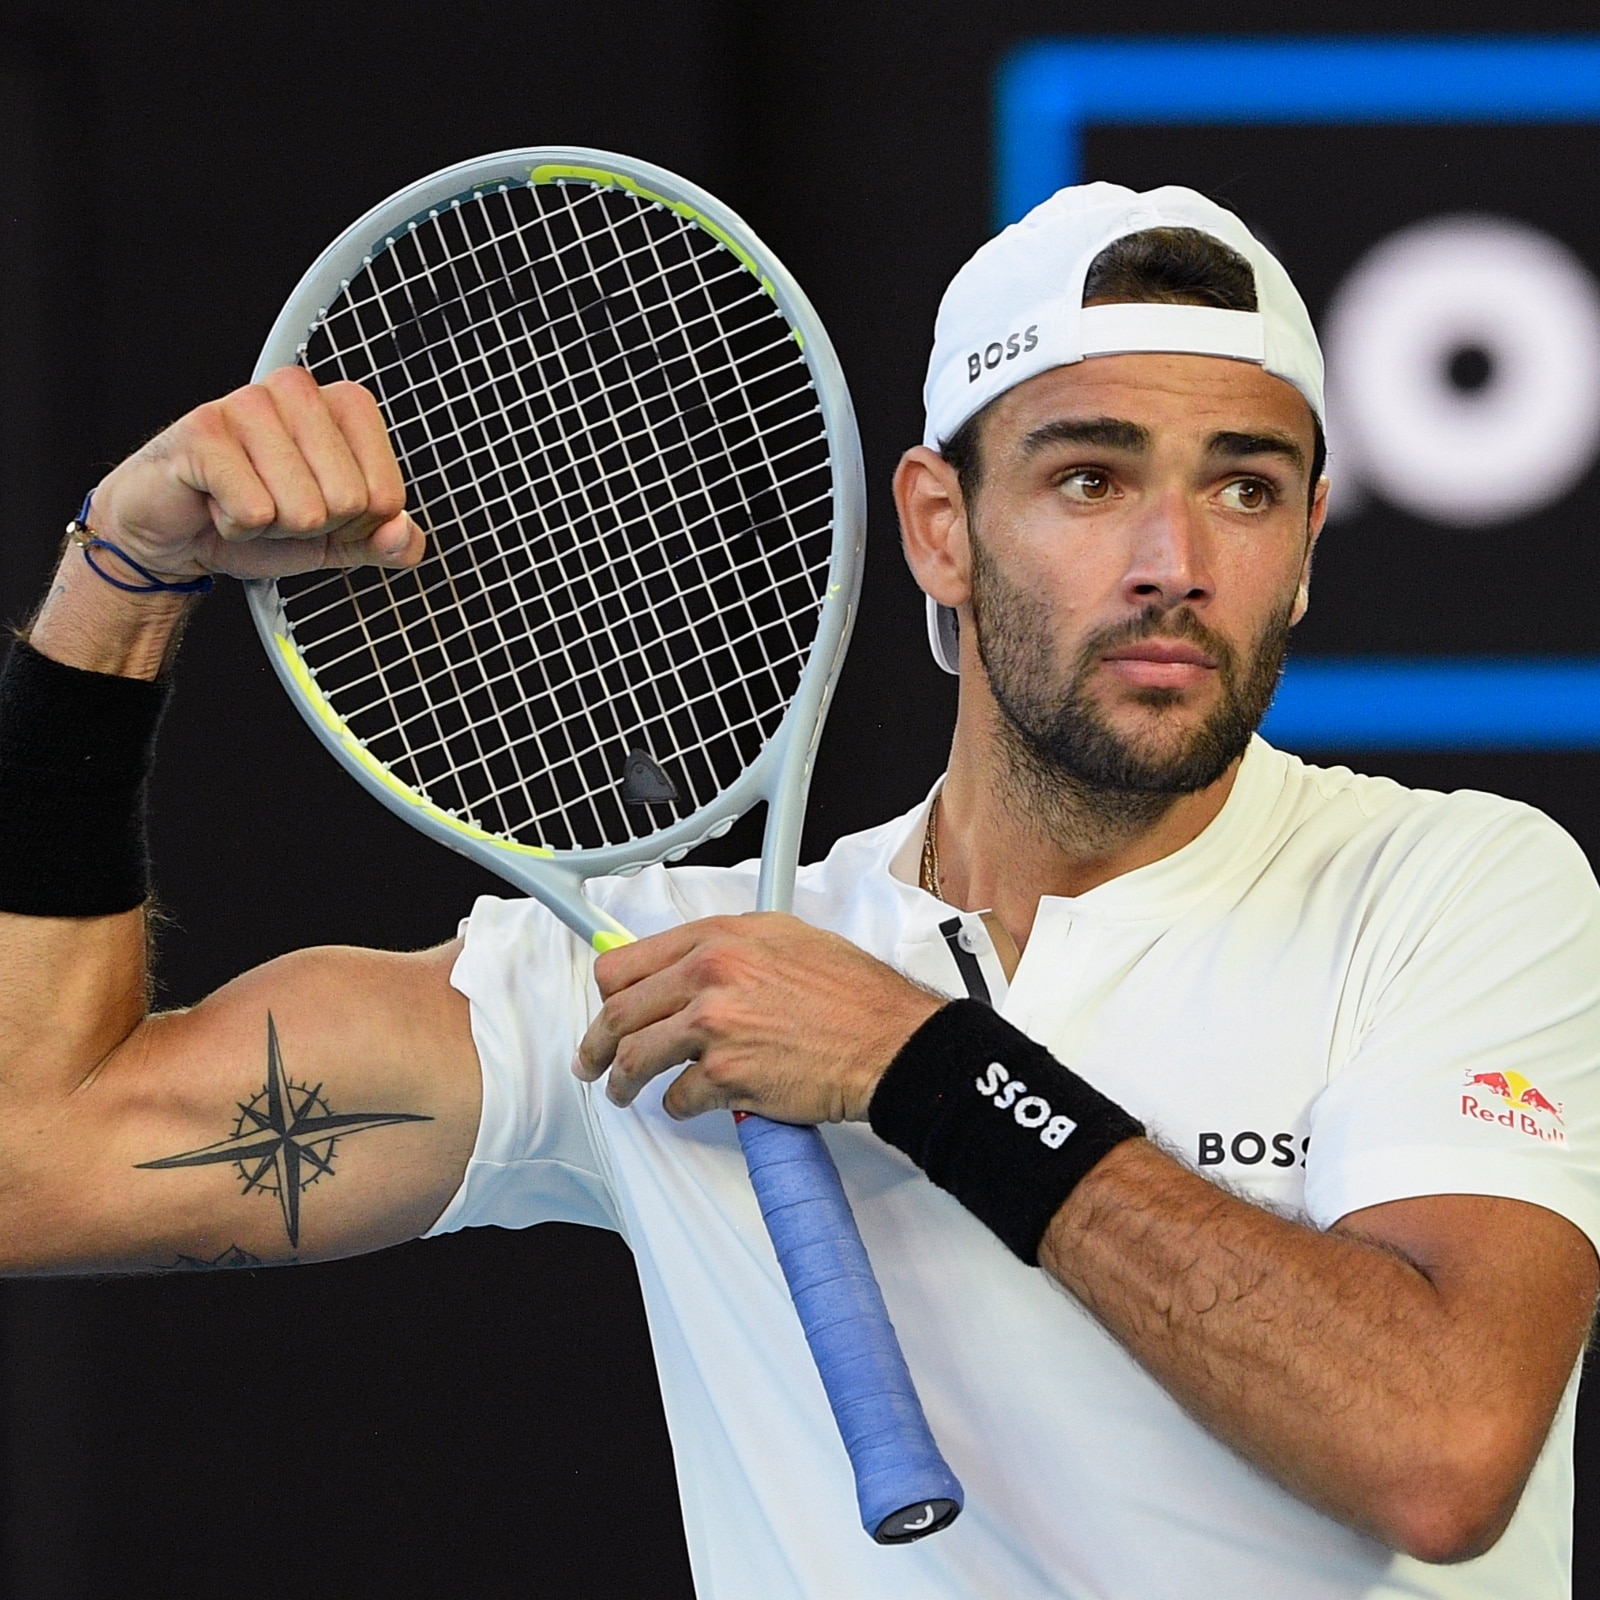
[2,2,1598,1595]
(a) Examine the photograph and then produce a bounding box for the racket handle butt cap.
[872,1494,963,1544]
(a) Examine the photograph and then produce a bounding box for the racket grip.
[735,1113,964,1543]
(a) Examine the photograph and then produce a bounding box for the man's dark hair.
[939,226,1327,503]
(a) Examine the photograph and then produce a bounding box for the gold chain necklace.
[919,793,943,900]
[919,794,1022,979]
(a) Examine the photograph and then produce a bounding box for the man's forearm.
[0,540,193,1097]
[1040,1139,1587,1560]
[3,375,421,1102]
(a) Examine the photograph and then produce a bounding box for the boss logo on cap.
[966,325,1039,382]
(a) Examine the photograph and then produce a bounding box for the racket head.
[246,148,864,919]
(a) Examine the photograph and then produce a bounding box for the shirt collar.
[877,737,1291,922]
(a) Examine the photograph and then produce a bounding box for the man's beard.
[968,523,1293,836]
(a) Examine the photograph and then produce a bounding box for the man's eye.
[1062,469,1113,502]
[1220,478,1273,512]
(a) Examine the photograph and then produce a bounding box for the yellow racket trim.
[528,162,798,342]
[273,633,555,859]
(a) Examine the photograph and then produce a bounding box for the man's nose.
[1121,488,1215,609]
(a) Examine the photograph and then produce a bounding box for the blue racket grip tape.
[735,1113,964,1542]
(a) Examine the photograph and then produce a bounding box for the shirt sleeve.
[1304,801,1600,1253]
[424,894,620,1237]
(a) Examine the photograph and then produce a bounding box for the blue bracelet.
[66,491,214,597]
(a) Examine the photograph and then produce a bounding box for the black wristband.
[869,999,1145,1263]
[0,640,171,916]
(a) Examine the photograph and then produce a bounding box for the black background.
[4,4,1600,1596]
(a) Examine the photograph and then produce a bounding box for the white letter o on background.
[1325,215,1600,527]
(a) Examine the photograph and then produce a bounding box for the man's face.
[959,353,1325,795]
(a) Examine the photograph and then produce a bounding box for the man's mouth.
[1098,638,1218,691]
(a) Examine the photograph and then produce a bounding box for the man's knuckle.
[691,993,735,1038]
[324,485,367,523]
[227,495,276,532]
[698,1051,734,1088]
[183,403,227,445]
[278,498,329,536]
[687,944,726,985]
[705,934,760,982]
[367,481,406,521]
[223,384,277,425]
[327,378,378,412]
[263,364,316,398]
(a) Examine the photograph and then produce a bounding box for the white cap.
[921,182,1325,673]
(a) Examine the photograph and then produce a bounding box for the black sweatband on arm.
[869,999,1145,1263]
[0,640,171,916]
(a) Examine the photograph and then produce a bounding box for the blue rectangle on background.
[998,37,1600,226]
[1264,660,1600,750]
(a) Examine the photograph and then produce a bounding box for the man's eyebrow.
[1019,417,1151,456]
[1207,430,1306,473]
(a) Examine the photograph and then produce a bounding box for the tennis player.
[0,182,1595,1599]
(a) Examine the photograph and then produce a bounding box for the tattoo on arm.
[156,1245,268,1271]
[135,1012,432,1248]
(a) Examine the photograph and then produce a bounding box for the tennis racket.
[246,148,961,1543]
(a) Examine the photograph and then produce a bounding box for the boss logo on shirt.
[1197,1131,1308,1169]
[966,325,1039,382]
[974,1061,1076,1149]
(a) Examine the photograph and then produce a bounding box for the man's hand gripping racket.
[241,149,961,1542]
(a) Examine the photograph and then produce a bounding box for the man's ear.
[894,446,972,607]
[1291,474,1330,626]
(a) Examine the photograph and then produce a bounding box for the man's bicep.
[3,940,481,1274]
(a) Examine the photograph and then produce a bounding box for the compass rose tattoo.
[136,1013,432,1248]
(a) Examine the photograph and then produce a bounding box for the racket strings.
[279,179,834,853]
[326,184,825,838]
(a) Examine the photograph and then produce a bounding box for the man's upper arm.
[0,939,481,1273]
[1334,1192,1597,1529]
[1303,804,1600,1539]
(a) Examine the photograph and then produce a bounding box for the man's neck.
[933,701,1241,953]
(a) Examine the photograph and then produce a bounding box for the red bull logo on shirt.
[1460,1068,1565,1146]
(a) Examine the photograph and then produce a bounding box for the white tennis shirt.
[429,737,1600,1599]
